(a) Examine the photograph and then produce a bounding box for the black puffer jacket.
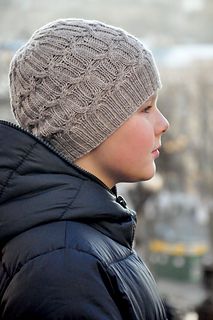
[0,121,167,320]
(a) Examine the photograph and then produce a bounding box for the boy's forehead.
[146,92,158,103]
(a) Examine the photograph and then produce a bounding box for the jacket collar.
[0,120,136,249]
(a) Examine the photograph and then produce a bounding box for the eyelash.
[143,106,152,113]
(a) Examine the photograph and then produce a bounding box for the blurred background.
[0,0,213,319]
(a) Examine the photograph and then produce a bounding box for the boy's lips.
[152,145,161,159]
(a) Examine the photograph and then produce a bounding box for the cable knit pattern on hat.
[9,18,161,162]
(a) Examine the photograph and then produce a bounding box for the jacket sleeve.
[1,248,123,320]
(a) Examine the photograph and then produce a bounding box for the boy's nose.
[162,115,170,133]
[156,110,170,135]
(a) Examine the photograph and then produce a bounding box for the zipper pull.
[117,195,127,208]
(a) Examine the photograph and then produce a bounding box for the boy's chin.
[123,168,156,184]
[137,164,156,182]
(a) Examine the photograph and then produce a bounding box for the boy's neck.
[74,156,116,189]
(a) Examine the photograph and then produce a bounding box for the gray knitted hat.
[9,18,161,162]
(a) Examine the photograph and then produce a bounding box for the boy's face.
[75,93,169,188]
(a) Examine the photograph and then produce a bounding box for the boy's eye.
[143,105,152,113]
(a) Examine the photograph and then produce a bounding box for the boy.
[0,19,169,319]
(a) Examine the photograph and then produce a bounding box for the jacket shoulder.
[65,220,133,265]
[2,220,131,280]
